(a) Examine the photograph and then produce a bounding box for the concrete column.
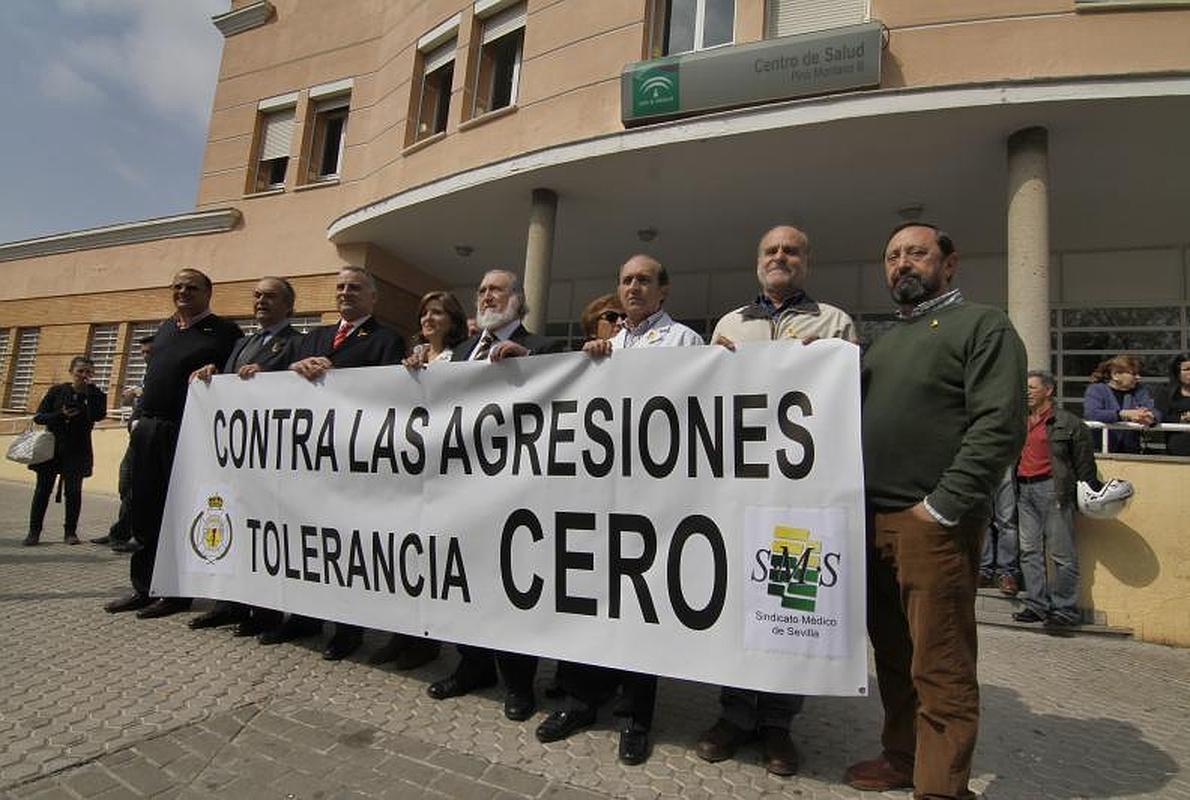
[522,188,558,335]
[1006,126,1051,371]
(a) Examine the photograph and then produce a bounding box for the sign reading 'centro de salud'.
[621,22,883,125]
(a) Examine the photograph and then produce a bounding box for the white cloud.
[39,60,105,103]
[101,143,149,188]
[49,0,228,128]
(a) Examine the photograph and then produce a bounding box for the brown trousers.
[868,507,984,800]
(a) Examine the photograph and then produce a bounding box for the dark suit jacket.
[451,323,563,362]
[289,316,406,368]
[223,323,303,373]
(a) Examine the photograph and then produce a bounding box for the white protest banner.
[154,340,867,695]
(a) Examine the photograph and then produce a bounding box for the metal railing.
[1083,421,1190,455]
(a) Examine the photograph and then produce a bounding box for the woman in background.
[24,356,107,546]
[1082,354,1160,453]
[1160,352,1190,456]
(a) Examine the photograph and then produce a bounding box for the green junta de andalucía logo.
[632,64,679,115]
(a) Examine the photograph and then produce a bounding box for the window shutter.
[8,327,40,411]
[423,40,457,74]
[259,108,295,161]
[481,3,526,44]
[769,0,868,38]
[87,323,119,392]
[315,94,350,113]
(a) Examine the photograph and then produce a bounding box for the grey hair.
[338,266,377,292]
[1027,370,1056,390]
[482,269,528,319]
[260,276,296,311]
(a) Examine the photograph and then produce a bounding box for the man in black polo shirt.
[105,269,242,618]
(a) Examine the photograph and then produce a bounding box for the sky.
[0,0,229,244]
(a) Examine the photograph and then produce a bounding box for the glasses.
[599,310,625,324]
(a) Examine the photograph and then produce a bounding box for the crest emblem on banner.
[189,494,233,563]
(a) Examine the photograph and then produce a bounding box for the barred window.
[7,327,40,411]
[121,321,162,406]
[87,323,120,393]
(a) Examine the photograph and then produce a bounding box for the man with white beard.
[427,268,563,722]
[449,269,561,363]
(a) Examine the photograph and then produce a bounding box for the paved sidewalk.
[1,479,1187,799]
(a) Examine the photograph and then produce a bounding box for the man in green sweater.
[845,223,1026,799]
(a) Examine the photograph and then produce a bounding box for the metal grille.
[8,327,40,411]
[87,323,120,393]
[231,315,322,337]
[120,321,162,405]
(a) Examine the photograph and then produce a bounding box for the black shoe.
[1046,612,1080,627]
[188,606,246,630]
[258,617,319,645]
[64,533,81,546]
[536,707,596,743]
[323,631,363,661]
[90,535,112,545]
[1012,608,1046,623]
[427,669,497,700]
[760,727,800,776]
[618,725,651,766]
[503,691,536,722]
[369,633,412,665]
[111,540,142,554]
[234,617,267,637]
[393,639,441,671]
[22,533,40,547]
[105,592,151,613]
[136,598,191,619]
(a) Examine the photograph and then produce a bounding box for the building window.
[252,105,296,191]
[7,327,40,411]
[0,329,10,400]
[87,323,119,394]
[767,0,869,39]
[471,3,525,117]
[415,39,457,141]
[306,91,350,182]
[650,0,734,58]
[120,321,160,407]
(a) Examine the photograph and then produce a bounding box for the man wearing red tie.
[258,266,406,660]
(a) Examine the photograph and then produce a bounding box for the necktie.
[332,321,351,350]
[237,331,265,367]
[472,330,495,361]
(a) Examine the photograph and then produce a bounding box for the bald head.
[756,225,810,303]
[618,254,669,325]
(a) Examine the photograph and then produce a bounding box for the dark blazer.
[223,323,303,373]
[451,323,564,362]
[289,316,406,368]
[31,383,107,477]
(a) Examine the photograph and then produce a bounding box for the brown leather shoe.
[844,756,913,792]
[695,719,752,763]
[997,574,1019,596]
[760,727,799,776]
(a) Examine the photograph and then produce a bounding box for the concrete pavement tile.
[106,757,175,797]
[375,754,440,786]
[539,785,614,800]
[426,750,489,779]
[478,763,548,797]
[430,771,504,800]
[61,765,121,798]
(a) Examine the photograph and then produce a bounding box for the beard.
[476,295,521,331]
[890,273,940,305]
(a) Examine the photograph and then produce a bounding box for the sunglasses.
[599,310,625,323]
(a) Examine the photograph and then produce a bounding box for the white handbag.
[5,424,55,465]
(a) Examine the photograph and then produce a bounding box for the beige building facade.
[2,0,1189,414]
